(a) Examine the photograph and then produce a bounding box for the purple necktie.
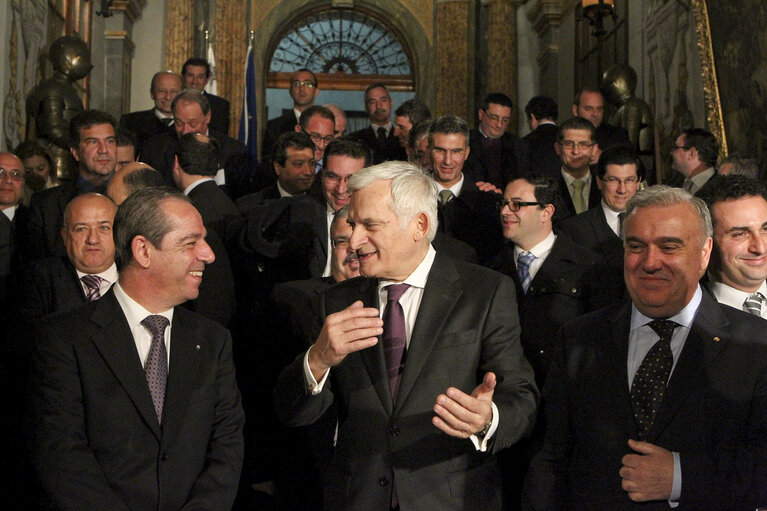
[81,274,103,301]
[141,315,169,424]
[383,283,410,404]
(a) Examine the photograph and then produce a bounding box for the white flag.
[205,41,218,95]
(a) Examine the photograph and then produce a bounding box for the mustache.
[344,252,359,265]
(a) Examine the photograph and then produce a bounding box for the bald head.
[0,152,25,210]
[62,193,117,274]
[106,162,164,205]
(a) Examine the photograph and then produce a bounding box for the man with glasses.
[350,83,407,164]
[0,152,27,310]
[559,144,644,292]
[554,116,602,220]
[295,105,336,173]
[465,92,530,191]
[671,127,719,194]
[263,69,319,160]
[492,175,606,507]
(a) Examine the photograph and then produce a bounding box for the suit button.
[160,452,168,461]
[378,477,389,486]
[389,425,400,436]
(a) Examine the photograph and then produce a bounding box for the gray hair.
[113,186,191,270]
[623,185,713,246]
[347,161,438,241]
[330,205,350,234]
[171,88,211,116]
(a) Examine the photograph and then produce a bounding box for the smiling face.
[62,194,117,273]
[274,145,315,195]
[348,179,428,281]
[322,154,366,211]
[71,123,117,182]
[151,73,182,115]
[624,203,711,318]
[147,199,215,308]
[598,163,641,212]
[182,64,208,91]
[430,132,469,187]
[173,99,210,137]
[500,179,552,250]
[710,196,767,293]
[330,216,360,281]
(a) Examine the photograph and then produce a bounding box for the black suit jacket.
[554,171,602,222]
[594,123,631,152]
[349,125,407,164]
[274,252,538,511]
[187,180,239,242]
[203,91,231,134]
[262,111,298,163]
[119,109,173,155]
[28,290,245,511]
[465,129,531,188]
[524,292,767,510]
[0,205,28,305]
[23,179,80,261]
[523,123,561,179]
[18,256,87,322]
[142,130,254,200]
[438,179,503,265]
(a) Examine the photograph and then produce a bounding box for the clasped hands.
[307,301,495,438]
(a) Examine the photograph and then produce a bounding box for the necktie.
[617,212,626,238]
[516,251,536,293]
[161,117,173,127]
[439,189,454,207]
[744,293,765,316]
[81,274,103,301]
[571,179,586,214]
[141,315,170,424]
[631,319,678,439]
[683,178,694,193]
[377,126,387,149]
[383,284,410,403]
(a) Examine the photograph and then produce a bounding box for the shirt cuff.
[302,346,330,395]
[668,451,681,507]
[469,402,499,452]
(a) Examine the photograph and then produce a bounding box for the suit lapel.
[89,291,162,439]
[160,308,203,448]
[395,254,462,414]
[646,293,729,441]
[607,303,638,437]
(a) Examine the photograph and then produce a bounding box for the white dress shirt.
[436,173,465,199]
[708,278,767,319]
[322,204,335,278]
[113,282,174,369]
[76,263,119,298]
[513,231,556,283]
[2,205,17,221]
[601,201,622,236]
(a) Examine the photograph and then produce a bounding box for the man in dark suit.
[0,153,27,310]
[572,87,630,160]
[524,185,767,510]
[523,95,560,179]
[465,93,530,190]
[142,89,254,200]
[25,109,118,260]
[296,105,336,172]
[181,57,230,134]
[552,116,602,222]
[671,127,719,194]
[274,161,538,511]
[558,144,644,293]
[429,115,504,265]
[350,83,407,164]
[28,186,244,510]
[262,69,320,162]
[119,71,181,155]
[393,98,431,153]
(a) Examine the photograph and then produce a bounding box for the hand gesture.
[432,372,496,438]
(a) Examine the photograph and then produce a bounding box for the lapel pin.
[195,344,201,350]
[713,337,720,342]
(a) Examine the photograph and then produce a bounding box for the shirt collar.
[689,167,716,188]
[183,177,215,195]
[630,285,703,330]
[707,277,767,310]
[437,173,465,197]
[1,205,17,221]
[370,122,393,133]
[378,244,436,292]
[277,181,302,198]
[113,281,174,327]
[75,262,118,284]
[513,230,556,260]
[561,168,592,188]
[154,108,173,121]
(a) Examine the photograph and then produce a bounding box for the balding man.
[324,104,347,139]
[0,152,28,310]
[119,71,182,154]
[106,162,166,205]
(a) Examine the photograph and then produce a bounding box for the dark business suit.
[523,292,767,510]
[203,91,231,134]
[119,108,173,155]
[274,252,538,511]
[142,130,254,200]
[554,171,601,222]
[0,204,28,309]
[18,255,87,322]
[594,123,631,152]
[438,178,503,266]
[523,123,561,179]
[262,111,299,163]
[23,179,79,261]
[465,129,531,189]
[349,125,407,164]
[28,290,245,511]
[187,179,239,242]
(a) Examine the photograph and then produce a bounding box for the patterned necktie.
[631,319,678,439]
[81,274,103,301]
[141,315,170,424]
[744,293,765,316]
[439,189,454,207]
[377,126,388,150]
[383,284,410,403]
[571,179,586,214]
[516,251,536,293]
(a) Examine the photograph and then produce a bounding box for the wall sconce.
[581,0,616,37]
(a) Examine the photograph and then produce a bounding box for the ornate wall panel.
[215,0,248,136]
[435,0,473,120]
[484,0,517,131]
[163,0,193,75]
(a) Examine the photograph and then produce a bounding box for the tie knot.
[439,189,454,206]
[377,127,387,137]
[517,251,536,270]
[648,319,678,342]
[744,293,764,315]
[81,274,102,289]
[386,283,410,302]
[141,315,170,338]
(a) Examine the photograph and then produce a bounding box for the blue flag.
[238,39,258,163]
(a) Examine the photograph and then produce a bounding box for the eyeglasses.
[332,237,350,249]
[600,176,639,186]
[497,199,544,212]
[291,80,316,89]
[482,112,510,123]
[0,168,24,182]
[559,140,594,150]
[306,132,334,145]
